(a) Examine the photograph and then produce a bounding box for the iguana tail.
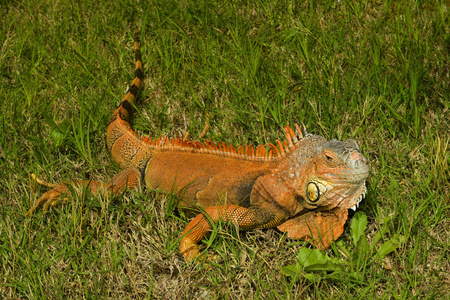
[111,30,144,124]
[106,31,149,170]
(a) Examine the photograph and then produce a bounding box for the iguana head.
[299,137,369,211]
[275,131,369,248]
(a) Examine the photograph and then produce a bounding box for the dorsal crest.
[138,123,309,161]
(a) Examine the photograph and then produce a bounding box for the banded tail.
[111,30,144,124]
[106,31,149,171]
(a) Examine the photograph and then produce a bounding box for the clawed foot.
[25,173,70,217]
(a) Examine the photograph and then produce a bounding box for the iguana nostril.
[363,156,369,165]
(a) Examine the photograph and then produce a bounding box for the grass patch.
[1,0,448,298]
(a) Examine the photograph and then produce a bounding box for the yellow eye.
[307,182,320,202]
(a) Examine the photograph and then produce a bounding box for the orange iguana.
[26,32,370,262]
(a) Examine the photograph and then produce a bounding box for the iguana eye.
[306,182,320,203]
[325,154,333,162]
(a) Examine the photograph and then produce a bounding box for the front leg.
[277,207,349,249]
[25,167,143,216]
[180,205,283,262]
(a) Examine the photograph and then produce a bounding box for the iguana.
[26,32,370,262]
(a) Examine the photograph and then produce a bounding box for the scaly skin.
[26,31,370,262]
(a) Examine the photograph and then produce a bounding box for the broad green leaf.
[282,248,345,277]
[350,212,370,262]
[281,264,303,277]
[297,248,345,272]
[49,119,71,148]
[304,273,318,281]
[350,211,368,246]
[354,236,370,261]
[377,234,405,258]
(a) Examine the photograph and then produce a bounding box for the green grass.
[1,0,449,298]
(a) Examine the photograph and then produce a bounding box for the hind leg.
[25,167,142,216]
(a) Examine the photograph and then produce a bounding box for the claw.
[25,175,70,217]
[30,173,58,188]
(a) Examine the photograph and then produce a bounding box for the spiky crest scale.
[125,124,306,161]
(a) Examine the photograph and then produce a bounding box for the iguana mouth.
[348,181,367,211]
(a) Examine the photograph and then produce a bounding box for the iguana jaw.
[320,167,369,207]
[348,181,367,211]
[305,177,368,212]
